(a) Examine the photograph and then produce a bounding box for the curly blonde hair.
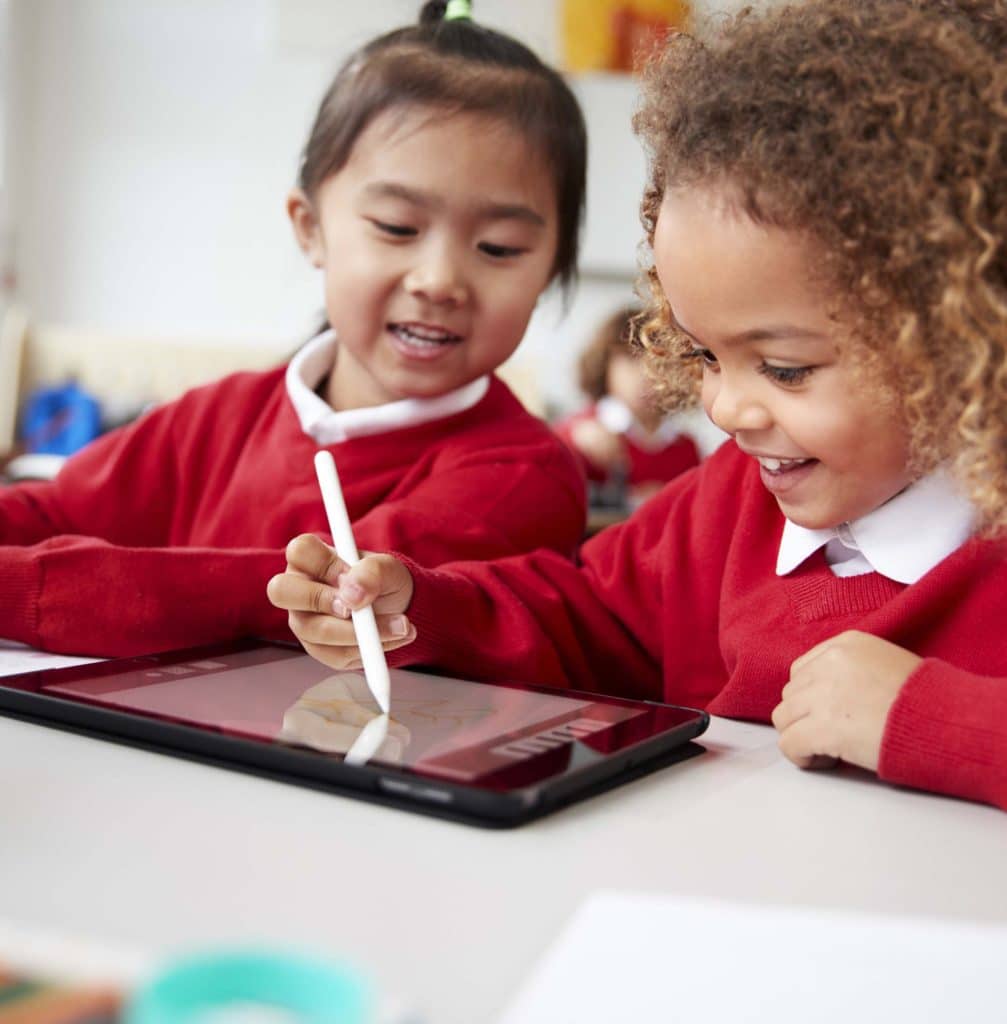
[633,0,1007,531]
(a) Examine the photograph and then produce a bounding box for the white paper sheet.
[0,639,101,677]
[501,890,1007,1023]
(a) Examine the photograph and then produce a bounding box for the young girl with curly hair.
[268,0,1007,811]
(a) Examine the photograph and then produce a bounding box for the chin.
[774,498,845,531]
[397,379,460,400]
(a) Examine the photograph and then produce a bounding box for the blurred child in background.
[555,305,699,507]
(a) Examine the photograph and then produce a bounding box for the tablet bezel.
[0,639,709,828]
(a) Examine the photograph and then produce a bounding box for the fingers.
[267,568,341,618]
[310,552,414,616]
[806,754,840,770]
[776,715,840,770]
[289,609,414,648]
[268,545,415,618]
[267,568,417,666]
[787,629,870,682]
[333,557,381,613]
[780,631,861,703]
[289,611,417,669]
[785,634,838,685]
[348,554,415,614]
[267,539,418,669]
[284,533,348,583]
[770,691,809,733]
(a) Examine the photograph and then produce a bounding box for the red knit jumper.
[0,368,585,656]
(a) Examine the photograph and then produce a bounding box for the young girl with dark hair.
[0,0,588,656]
[270,0,1007,812]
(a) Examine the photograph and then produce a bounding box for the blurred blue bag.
[19,381,102,455]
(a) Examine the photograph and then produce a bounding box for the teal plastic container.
[124,949,372,1023]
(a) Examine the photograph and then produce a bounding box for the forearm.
[391,551,663,699]
[0,539,290,656]
[879,659,1007,811]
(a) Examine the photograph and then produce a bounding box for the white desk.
[1,649,1004,1023]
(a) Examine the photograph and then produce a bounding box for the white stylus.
[313,450,391,713]
[343,713,390,767]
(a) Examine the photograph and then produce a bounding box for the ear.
[287,188,324,268]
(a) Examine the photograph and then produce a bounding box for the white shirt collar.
[285,329,490,445]
[776,470,978,583]
[595,395,681,452]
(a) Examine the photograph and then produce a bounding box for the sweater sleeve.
[0,536,290,656]
[0,405,182,547]
[393,547,663,698]
[0,378,297,656]
[878,659,1007,811]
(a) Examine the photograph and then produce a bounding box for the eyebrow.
[672,315,829,346]
[362,181,546,227]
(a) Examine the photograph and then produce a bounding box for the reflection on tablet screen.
[39,646,647,784]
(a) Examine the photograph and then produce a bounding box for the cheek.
[699,372,718,418]
[778,374,875,458]
[323,254,393,313]
[842,391,909,463]
[865,427,912,483]
[485,276,542,329]
[813,395,911,494]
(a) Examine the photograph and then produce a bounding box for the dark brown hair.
[578,305,642,400]
[632,0,1007,530]
[297,0,587,291]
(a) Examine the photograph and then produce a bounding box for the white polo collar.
[776,470,978,583]
[285,329,490,445]
[596,395,682,452]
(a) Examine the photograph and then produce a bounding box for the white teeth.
[393,323,459,343]
[758,456,808,472]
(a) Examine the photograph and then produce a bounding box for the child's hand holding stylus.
[267,533,417,673]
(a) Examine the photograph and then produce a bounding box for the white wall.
[9,0,755,415]
[13,0,333,345]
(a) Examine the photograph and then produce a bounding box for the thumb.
[337,554,414,615]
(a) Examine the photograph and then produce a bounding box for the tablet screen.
[6,644,702,791]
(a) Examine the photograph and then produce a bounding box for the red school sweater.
[394,441,1007,811]
[554,405,700,486]
[0,368,586,656]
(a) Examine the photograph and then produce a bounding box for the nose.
[404,242,468,307]
[704,372,773,435]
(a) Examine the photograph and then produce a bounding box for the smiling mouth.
[389,322,463,350]
[756,456,816,475]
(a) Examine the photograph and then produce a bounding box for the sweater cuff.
[386,555,480,671]
[878,658,1007,810]
[0,550,42,646]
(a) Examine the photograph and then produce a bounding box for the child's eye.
[371,220,417,238]
[682,347,719,369]
[758,363,815,386]
[478,242,525,259]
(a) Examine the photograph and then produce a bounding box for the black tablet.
[0,640,708,828]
